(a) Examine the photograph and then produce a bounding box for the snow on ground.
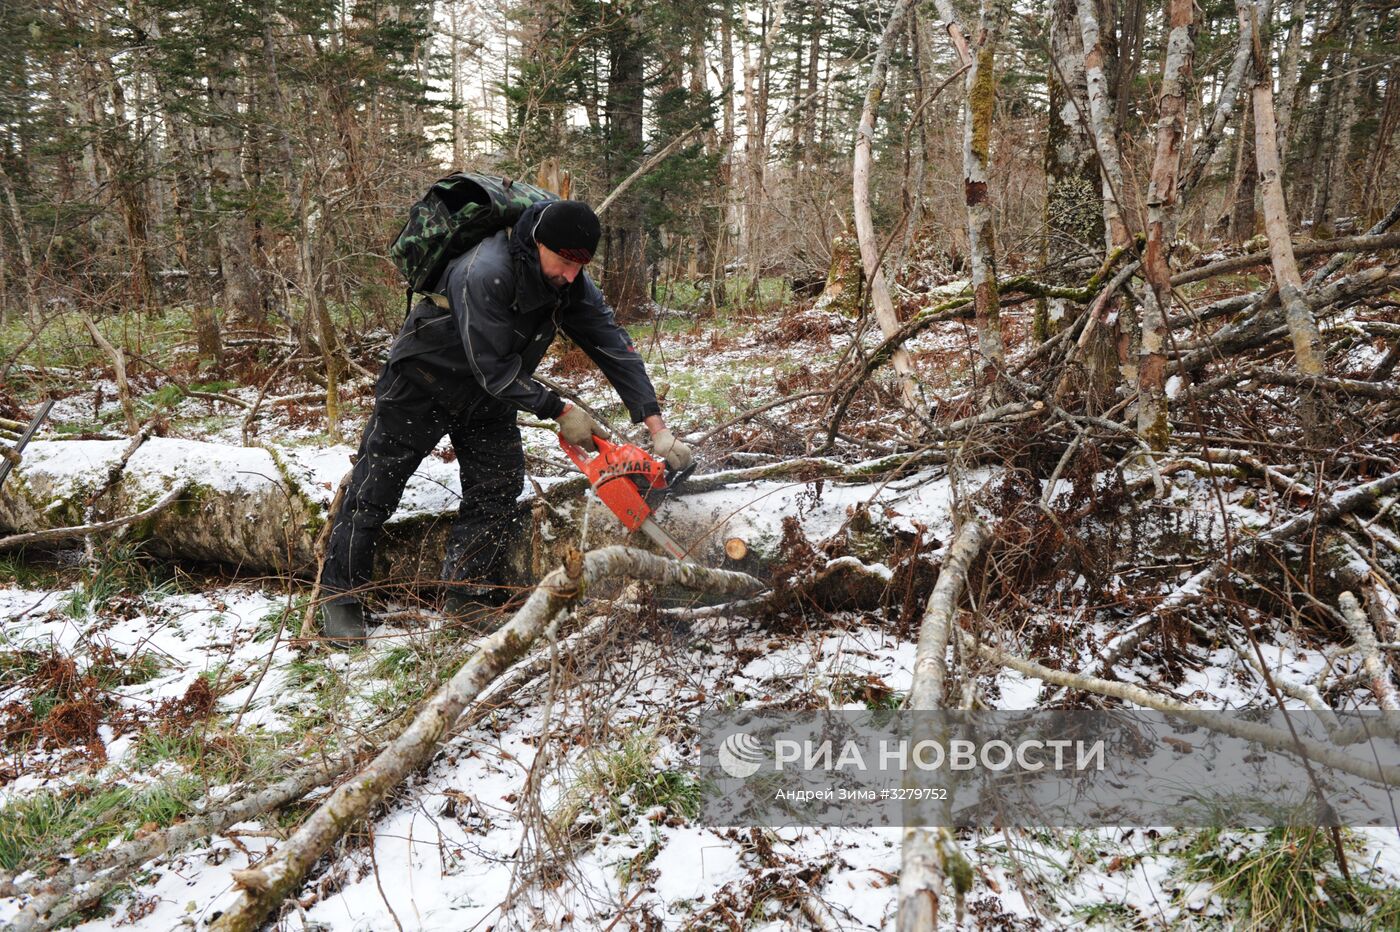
[6,309,1400,929]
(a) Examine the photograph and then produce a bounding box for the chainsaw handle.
[557,432,612,471]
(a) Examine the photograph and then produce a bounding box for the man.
[320,198,692,641]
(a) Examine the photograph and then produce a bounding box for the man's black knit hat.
[531,200,601,264]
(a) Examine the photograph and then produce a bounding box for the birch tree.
[1136,0,1195,448]
[853,0,924,415]
[1238,0,1326,432]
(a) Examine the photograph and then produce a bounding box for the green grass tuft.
[1179,826,1400,930]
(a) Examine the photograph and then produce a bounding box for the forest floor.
[2,263,1400,930]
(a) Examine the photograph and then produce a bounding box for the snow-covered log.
[208,546,762,932]
[0,438,931,581]
[0,439,324,570]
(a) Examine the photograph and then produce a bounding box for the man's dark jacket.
[388,205,660,424]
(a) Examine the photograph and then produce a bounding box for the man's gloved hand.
[556,404,601,452]
[651,428,693,471]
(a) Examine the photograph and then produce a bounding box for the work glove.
[651,428,693,472]
[556,404,601,452]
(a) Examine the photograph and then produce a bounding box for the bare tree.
[1136,0,1195,447]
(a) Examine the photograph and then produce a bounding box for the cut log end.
[724,537,749,561]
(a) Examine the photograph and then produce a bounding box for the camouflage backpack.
[389,172,557,310]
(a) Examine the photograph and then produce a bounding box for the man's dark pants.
[321,362,526,605]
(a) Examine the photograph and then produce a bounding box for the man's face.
[537,243,586,290]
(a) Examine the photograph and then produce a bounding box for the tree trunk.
[0,163,42,323]
[1136,0,1195,449]
[963,0,1011,402]
[1361,61,1399,221]
[602,1,648,320]
[1308,49,1342,233]
[1241,0,1326,434]
[1076,0,1131,250]
[1327,6,1370,227]
[208,50,262,324]
[1040,0,1104,342]
[854,0,925,415]
[1229,93,1257,241]
[1275,0,1307,172]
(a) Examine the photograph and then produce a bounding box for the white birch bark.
[1136,0,1195,448]
[210,548,762,932]
[854,0,925,415]
[897,517,988,932]
[1075,0,1131,249]
[1240,0,1326,380]
[1339,591,1400,711]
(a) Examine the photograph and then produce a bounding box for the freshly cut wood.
[724,537,749,560]
[209,546,763,932]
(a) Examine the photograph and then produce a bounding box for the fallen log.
[961,633,1400,786]
[898,517,988,932]
[0,481,191,553]
[208,547,763,932]
[0,438,933,581]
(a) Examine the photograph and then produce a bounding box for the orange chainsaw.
[559,433,696,562]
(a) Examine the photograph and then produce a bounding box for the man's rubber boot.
[322,600,371,647]
[443,588,509,636]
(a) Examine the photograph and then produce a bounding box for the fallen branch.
[0,480,192,553]
[908,518,989,711]
[898,517,988,932]
[209,547,762,932]
[6,758,346,932]
[1169,231,1400,287]
[1187,365,1400,402]
[1339,591,1400,711]
[824,247,1133,450]
[1063,469,1400,699]
[298,468,354,640]
[687,390,830,448]
[81,315,139,434]
[962,632,1400,786]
